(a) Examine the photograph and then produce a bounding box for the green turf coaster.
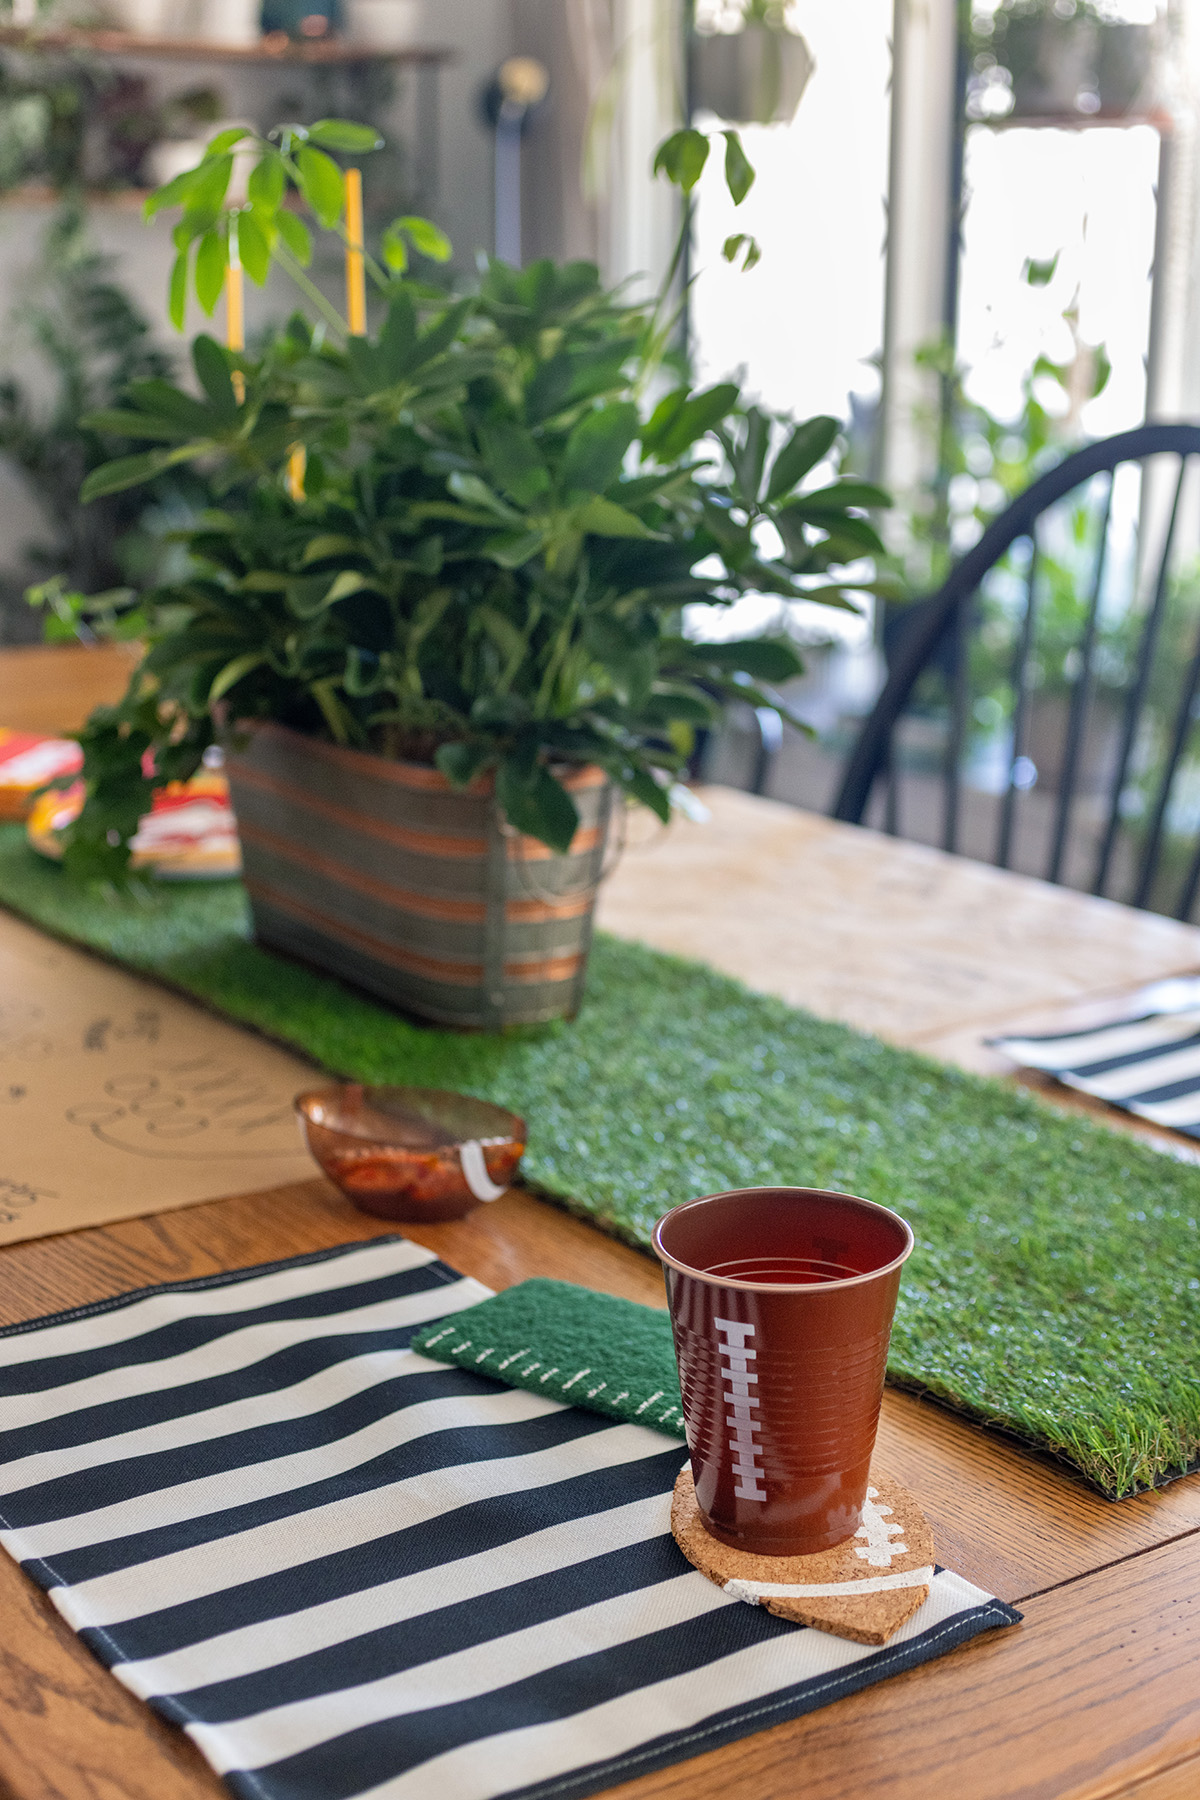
[1,824,1199,1498]
[413,1279,684,1434]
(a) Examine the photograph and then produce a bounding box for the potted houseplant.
[691,1,814,126]
[51,118,887,1028]
[972,0,1157,120]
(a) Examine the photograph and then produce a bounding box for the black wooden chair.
[830,422,1200,919]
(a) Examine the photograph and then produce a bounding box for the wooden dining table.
[2,645,1200,1800]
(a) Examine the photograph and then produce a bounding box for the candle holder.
[295,1082,526,1222]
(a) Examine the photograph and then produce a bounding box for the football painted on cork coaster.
[671,1467,935,1646]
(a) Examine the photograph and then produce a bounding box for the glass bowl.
[295,1084,527,1223]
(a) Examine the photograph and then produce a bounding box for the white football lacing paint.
[458,1139,508,1202]
[724,1566,934,1604]
[716,1316,765,1500]
[722,1484,926,1607]
[854,1486,908,1566]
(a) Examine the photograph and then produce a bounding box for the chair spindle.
[996,534,1039,870]
[1047,473,1113,885]
[1092,454,1188,897]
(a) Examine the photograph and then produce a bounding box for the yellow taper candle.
[345,167,366,337]
[225,237,245,404]
[286,444,307,502]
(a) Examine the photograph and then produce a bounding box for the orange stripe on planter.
[505,951,587,984]
[506,892,594,923]
[246,877,484,982]
[234,760,604,863]
[245,723,609,797]
[245,724,482,793]
[238,818,595,924]
[507,827,603,861]
[246,877,585,988]
[231,761,489,859]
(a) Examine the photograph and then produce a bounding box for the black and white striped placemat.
[0,1235,1018,1800]
[990,993,1200,1138]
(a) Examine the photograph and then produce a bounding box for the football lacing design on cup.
[716,1317,765,1501]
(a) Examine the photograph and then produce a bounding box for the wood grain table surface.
[2,646,1200,1800]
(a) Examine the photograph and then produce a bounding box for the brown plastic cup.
[653,1186,914,1558]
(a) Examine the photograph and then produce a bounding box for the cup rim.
[652,1185,915,1293]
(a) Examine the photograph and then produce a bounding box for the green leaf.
[690,638,804,682]
[795,479,891,512]
[236,209,272,286]
[643,687,716,726]
[207,126,251,155]
[732,407,770,504]
[295,144,345,228]
[415,298,474,372]
[127,379,211,431]
[475,604,526,664]
[172,208,219,251]
[324,569,369,605]
[168,247,189,331]
[576,496,661,539]
[143,156,219,218]
[209,650,266,703]
[478,420,548,505]
[483,529,545,569]
[381,223,408,273]
[300,534,358,564]
[194,227,228,316]
[80,446,195,503]
[526,352,571,424]
[808,515,886,556]
[721,232,761,271]
[375,289,417,375]
[643,382,738,462]
[80,409,191,442]
[306,118,384,152]
[285,574,339,619]
[1023,252,1059,288]
[393,214,452,262]
[653,127,710,194]
[176,154,234,221]
[721,130,756,205]
[625,764,671,823]
[561,402,640,495]
[1092,343,1112,398]
[497,759,580,854]
[275,209,313,266]
[447,471,521,519]
[436,741,493,788]
[765,415,840,500]
[248,150,286,214]
[193,335,239,424]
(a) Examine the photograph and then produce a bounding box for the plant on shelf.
[43,116,888,1026]
[689,0,814,128]
[966,0,1159,123]
[0,204,203,642]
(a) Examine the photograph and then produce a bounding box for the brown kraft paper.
[0,908,320,1244]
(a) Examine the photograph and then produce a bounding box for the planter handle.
[498,783,625,907]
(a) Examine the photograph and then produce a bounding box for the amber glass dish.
[295,1084,526,1222]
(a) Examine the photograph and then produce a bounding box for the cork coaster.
[671,1467,934,1646]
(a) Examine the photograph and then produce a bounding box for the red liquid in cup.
[654,1187,914,1558]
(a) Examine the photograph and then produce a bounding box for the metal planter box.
[225,723,614,1030]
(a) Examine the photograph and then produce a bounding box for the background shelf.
[0,25,453,65]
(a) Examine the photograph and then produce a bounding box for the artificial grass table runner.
[1,823,1197,1499]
